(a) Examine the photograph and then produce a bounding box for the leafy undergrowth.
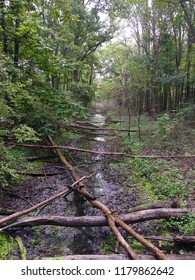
[106,108,195,248]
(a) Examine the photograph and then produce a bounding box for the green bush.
[13,124,40,143]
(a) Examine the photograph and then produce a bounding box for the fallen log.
[27,155,56,162]
[15,143,195,159]
[0,174,94,227]
[1,208,193,230]
[65,123,138,133]
[48,135,141,260]
[145,235,195,243]
[128,199,179,213]
[49,135,192,260]
[16,171,64,177]
[63,253,195,260]
[75,119,128,125]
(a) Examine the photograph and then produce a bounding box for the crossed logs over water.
[1,135,195,260]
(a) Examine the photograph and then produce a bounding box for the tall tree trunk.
[186,33,192,101]
[179,0,195,43]
[13,3,20,66]
[151,2,158,113]
[1,0,8,54]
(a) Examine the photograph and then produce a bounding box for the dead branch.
[47,136,168,260]
[115,217,168,260]
[0,173,95,227]
[128,199,180,213]
[16,143,195,159]
[65,123,138,133]
[27,155,56,162]
[47,135,140,260]
[1,208,193,231]
[75,119,128,125]
[16,171,64,177]
[145,235,195,243]
[63,253,195,260]
[6,191,34,207]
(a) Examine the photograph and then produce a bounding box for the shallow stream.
[5,112,135,259]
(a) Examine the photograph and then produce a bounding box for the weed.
[0,234,14,260]
[163,214,195,235]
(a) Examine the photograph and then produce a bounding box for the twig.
[0,173,95,227]
[6,191,34,207]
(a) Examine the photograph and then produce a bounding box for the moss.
[0,234,14,260]
[130,239,145,253]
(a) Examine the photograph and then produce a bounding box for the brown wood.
[66,123,138,133]
[47,136,141,260]
[128,199,180,213]
[145,235,195,243]
[16,143,195,159]
[46,136,170,260]
[16,171,64,177]
[63,253,195,260]
[1,208,194,231]
[0,174,94,227]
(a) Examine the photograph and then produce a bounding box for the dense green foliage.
[97,0,195,115]
[108,107,195,235]
[0,0,115,189]
[0,1,194,254]
[0,0,114,139]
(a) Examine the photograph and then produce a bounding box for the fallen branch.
[63,253,195,260]
[16,171,64,177]
[47,136,169,260]
[0,173,95,227]
[6,191,34,207]
[75,119,128,125]
[15,143,195,159]
[128,199,179,213]
[66,123,138,133]
[47,135,140,260]
[27,155,56,162]
[1,208,192,230]
[145,235,195,243]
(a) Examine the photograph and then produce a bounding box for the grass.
[107,110,195,236]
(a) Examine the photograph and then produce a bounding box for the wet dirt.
[1,112,141,259]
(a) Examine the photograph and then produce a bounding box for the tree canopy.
[97,0,195,114]
[0,0,115,137]
[0,0,194,137]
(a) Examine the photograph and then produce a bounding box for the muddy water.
[7,113,134,259]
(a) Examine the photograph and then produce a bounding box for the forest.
[0,0,195,260]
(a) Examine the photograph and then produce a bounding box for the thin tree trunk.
[1,0,8,54]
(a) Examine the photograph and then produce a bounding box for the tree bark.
[0,174,94,227]
[22,136,171,260]
[1,208,192,230]
[63,253,195,260]
[64,123,138,133]
[16,143,195,159]
[145,235,195,243]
